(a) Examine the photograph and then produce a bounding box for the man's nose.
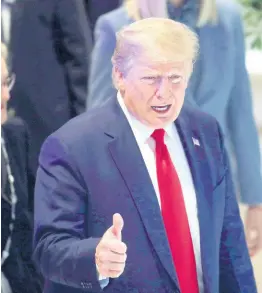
[156,78,171,99]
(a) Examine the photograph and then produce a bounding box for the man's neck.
[169,0,185,8]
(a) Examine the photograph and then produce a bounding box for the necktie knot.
[151,129,165,145]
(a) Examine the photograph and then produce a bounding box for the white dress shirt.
[117,92,204,292]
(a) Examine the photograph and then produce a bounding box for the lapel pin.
[192,137,200,146]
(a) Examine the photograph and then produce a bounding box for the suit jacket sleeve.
[55,0,93,116]
[226,5,262,205]
[218,123,257,292]
[87,16,117,109]
[33,135,103,292]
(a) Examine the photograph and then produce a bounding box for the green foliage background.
[239,0,262,49]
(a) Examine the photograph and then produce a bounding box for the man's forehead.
[133,59,187,73]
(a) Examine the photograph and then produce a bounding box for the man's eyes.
[141,75,182,84]
[169,75,182,83]
[142,76,158,80]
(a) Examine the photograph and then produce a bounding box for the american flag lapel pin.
[192,137,200,147]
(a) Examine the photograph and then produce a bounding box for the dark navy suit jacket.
[8,0,92,174]
[2,118,42,293]
[33,97,257,293]
[84,0,122,35]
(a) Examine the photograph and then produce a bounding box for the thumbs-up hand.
[95,214,127,278]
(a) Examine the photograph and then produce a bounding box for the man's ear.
[113,66,125,91]
[182,62,193,87]
[187,62,193,81]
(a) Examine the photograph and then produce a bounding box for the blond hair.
[124,0,217,26]
[112,17,199,85]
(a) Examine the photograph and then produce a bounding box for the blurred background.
[241,48,262,292]
[1,0,262,292]
[241,1,262,290]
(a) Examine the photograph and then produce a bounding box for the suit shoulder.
[46,105,112,148]
[96,7,131,34]
[182,104,223,142]
[2,118,30,165]
[2,117,29,142]
[183,105,218,127]
[3,116,27,129]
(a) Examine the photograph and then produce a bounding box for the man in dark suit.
[1,42,43,293]
[7,0,93,174]
[84,0,121,35]
[33,18,257,292]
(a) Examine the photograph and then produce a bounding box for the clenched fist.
[95,213,127,278]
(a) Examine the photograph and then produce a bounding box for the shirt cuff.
[96,265,109,288]
[96,264,107,280]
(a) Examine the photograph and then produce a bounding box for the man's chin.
[149,118,172,129]
[157,115,175,124]
[1,111,7,125]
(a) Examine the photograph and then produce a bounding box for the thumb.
[112,213,124,240]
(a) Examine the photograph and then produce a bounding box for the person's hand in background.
[245,206,262,257]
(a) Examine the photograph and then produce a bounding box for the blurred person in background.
[87,0,262,257]
[4,0,93,176]
[84,0,122,36]
[1,43,42,293]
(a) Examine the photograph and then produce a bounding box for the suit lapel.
[105,98,179,286]
[176,109,215,293]
[1,144,8,192]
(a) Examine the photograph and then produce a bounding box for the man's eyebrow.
[168,72,183,76]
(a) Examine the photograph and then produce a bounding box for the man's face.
[1,58,10,125]
[119,52,190,128]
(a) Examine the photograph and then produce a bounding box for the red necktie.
[151,129,199,293]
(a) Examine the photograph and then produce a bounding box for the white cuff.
[96,264,108,281]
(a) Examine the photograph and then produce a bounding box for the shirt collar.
[117,91,176,143]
